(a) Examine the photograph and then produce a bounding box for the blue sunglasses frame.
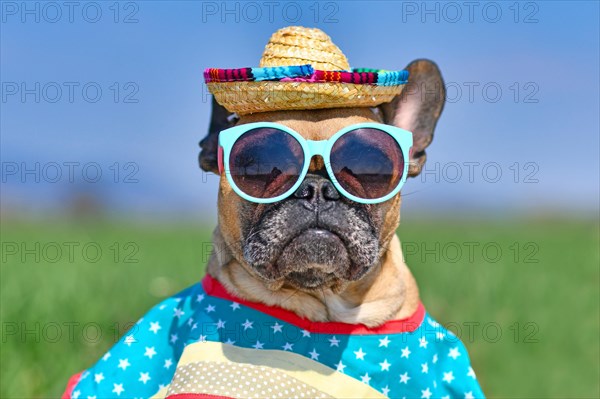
[218,122,413,204]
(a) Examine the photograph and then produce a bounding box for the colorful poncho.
[64,275,485,399]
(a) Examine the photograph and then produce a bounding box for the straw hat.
[204,26,408,115]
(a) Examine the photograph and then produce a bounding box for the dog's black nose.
[293,174,340,204]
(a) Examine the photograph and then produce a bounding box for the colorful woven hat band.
[204,26,410,114]
[204,65,409,87]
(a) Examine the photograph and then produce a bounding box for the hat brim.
[207,81,404,115]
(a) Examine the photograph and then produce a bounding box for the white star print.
[421,387,432,399]
[117,359,130,370]
[139,372,151,384]
[187,318,194,326]
[401,346,411,359]
[465,392,475,399]
[436,331,446,340]
[354,347,366,360]
[427,318,440,328]
[72,391,80,399]
[144,346,157,359]
[102,352,111,361]
[433,354,438,364]
[399,372,410,384]
[328,336,340,347]
[164,359,173,369]
[149,321,161,334]
[467,366,477,379]
[230,302,240,311]
[112,383,124,396]
[309,348,320,360]
[242,319,253,330]
[252,340,264,349]
[205,304,216,313]
[419,336,429,348]
[216,319,226,329]
[170,334,178,343]
[443,371,455,383]
[378,336,391,347]
[379,359,391,371]
[173,308,184,318]
[282,342,294,351]
[158,304,166,310]
[421,362,429,374]
[360,373,371,384]
[224,338,236,345]
[196,294,204,302]
[271,322,283,333]
[301,329,311,337]
[94,373,104,383]
[124,335,135,346]
[198,335,207,343]
[442,396,450,399]
[336,361,346,373]
[86,396,95,399]
[381,386,390,396]
[448,347,461,360]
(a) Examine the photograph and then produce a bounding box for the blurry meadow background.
[1,217,598,397]
[2,1,599,398]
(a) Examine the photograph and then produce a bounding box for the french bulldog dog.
[64,27,484,399]
[200,59,443,328]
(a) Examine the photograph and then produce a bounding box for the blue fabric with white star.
[71,282,484,399]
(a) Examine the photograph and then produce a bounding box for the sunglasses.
[217,122,413,204]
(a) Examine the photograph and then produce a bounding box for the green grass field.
[1,217,598,398]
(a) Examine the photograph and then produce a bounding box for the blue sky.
[2,1,598,220]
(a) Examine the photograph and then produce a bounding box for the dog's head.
[200,60,445,292]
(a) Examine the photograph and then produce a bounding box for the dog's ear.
[380,59,446,177]
[199,96,235,173]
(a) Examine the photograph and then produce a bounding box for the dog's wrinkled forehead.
[236,108,383,141]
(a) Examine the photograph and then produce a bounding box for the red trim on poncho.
[61,372,82,399]
[202,274,425,335]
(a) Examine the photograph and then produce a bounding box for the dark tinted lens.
[330,128,404,200]
[229,127,304,199]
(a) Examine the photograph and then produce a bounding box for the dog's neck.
[206,228,420,328]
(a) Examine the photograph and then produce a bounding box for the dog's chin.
[284,269,338,290]
[269,228,351,291]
